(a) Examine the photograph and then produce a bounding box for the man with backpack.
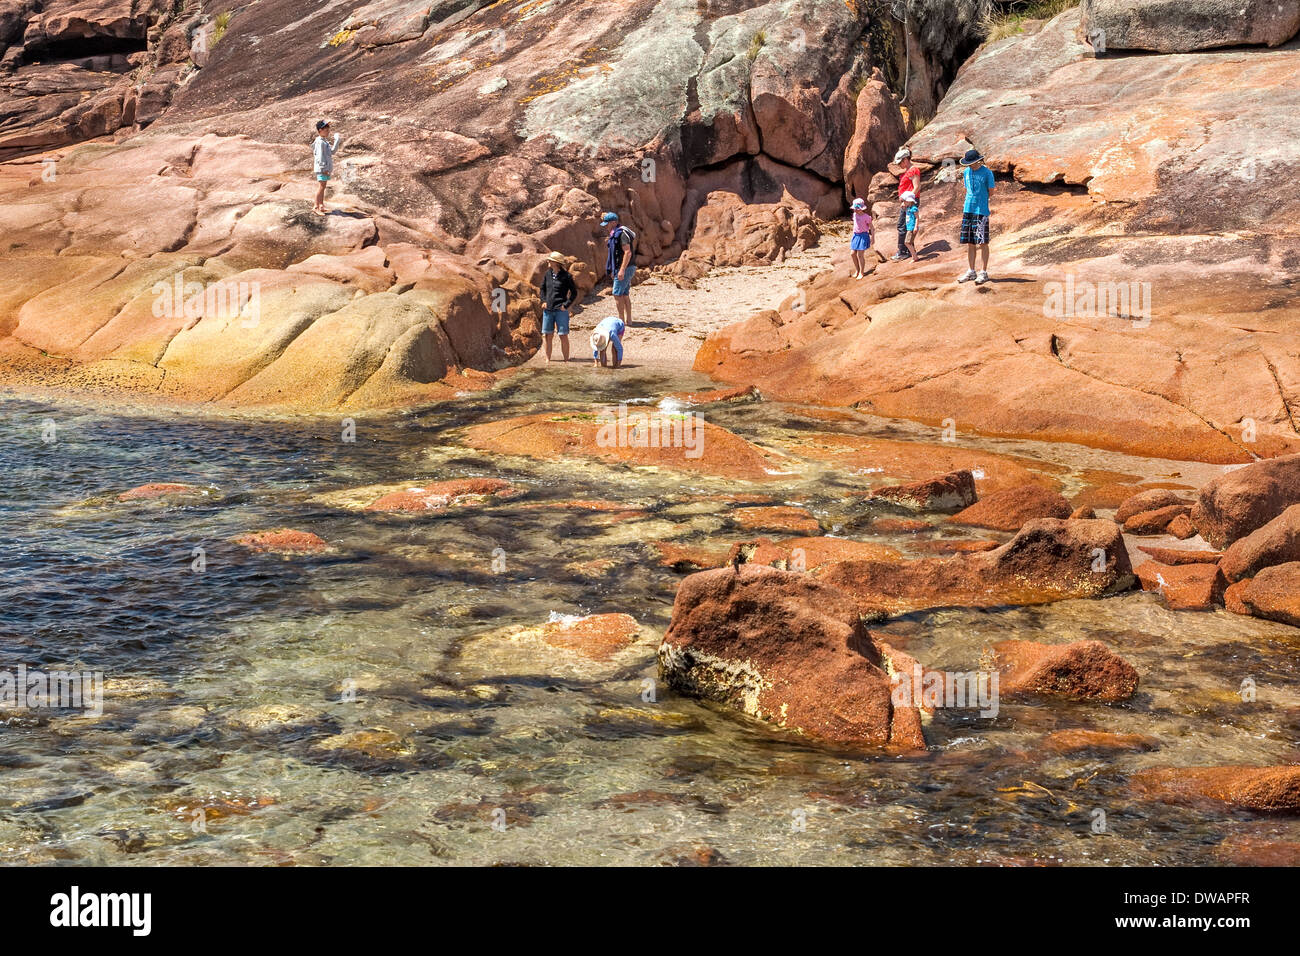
[602,211,636,329]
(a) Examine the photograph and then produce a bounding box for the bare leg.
[559,334,569,361]
[544,332,554,362]
[967,243,977,272]
[315,181,326,212]
[615,294,631,327]
[979,244,990,271]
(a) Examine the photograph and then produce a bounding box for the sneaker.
[975,270,990,285]
[890,253,909,261]
[957,269,977,283]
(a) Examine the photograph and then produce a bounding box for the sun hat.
[315,119,331,130]
[893,147,911,163]
[959,148,983,166]
[591,330,610,353]
[600,211,619,224]
[851,198,866,210]
[546,251,566,265]
[900,191,916,203]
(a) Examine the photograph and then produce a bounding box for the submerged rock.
[233,528,332,555]
[1133,766,1300,813]
[658,565,925,750]
[731,505,820,534]
[115,482,206,502]
[1040,729,1158,755]
[462,411,794,482]
[365,478,523,512]
[995,640,1140,702]
[455,612,655,682]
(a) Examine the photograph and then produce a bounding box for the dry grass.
[981,0,1080,43]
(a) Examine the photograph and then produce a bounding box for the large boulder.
[1192,455,1300,549]
[658,565,926,750]
[1233,562,1300,627]
[1081,0,1300,53]
[1220,504,1300,581]
[842,74,907,202]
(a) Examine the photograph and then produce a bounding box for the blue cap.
[601,211,619,224]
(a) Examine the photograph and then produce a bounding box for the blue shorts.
[316,173,330,182]
[612,266,635,297]
[541,309,569,334]
[850,232,871,251]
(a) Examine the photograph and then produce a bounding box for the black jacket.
[540,268,577,310]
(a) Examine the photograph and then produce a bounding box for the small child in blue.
[901,190,918,261]
[591,315,626,368]
[849,198,874,279]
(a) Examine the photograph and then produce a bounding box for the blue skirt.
[850,232,871,251]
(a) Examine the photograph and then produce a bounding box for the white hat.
[591,330,610,353]
[894,147,912,163]
[851,198,866,210]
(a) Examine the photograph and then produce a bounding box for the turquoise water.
[3,369,1299,865]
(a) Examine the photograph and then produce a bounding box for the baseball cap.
[600,212,619,224]
[315,119,331,130]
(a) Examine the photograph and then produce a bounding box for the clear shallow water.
[3,370,1300,866]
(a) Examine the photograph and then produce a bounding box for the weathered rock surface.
[816,518,1134,615]
[868,469,977,512]
[658,565,925,750]
[1080,0,1300,53]
[1135,560,1225,611]
[995,639,1139,702]
[694,9,1300,464]
[1115,489,1191,524]
[949,484,1071,532]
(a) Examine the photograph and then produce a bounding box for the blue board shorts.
[316,173,330,182]
[541,309,570,334]
[850,231,871,251]
[959,213,990,245]
[612,266,635,297]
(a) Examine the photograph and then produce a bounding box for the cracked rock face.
[0,0,914,409]
[695,8,1300,464]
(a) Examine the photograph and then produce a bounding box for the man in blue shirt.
[957,148,995,285]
